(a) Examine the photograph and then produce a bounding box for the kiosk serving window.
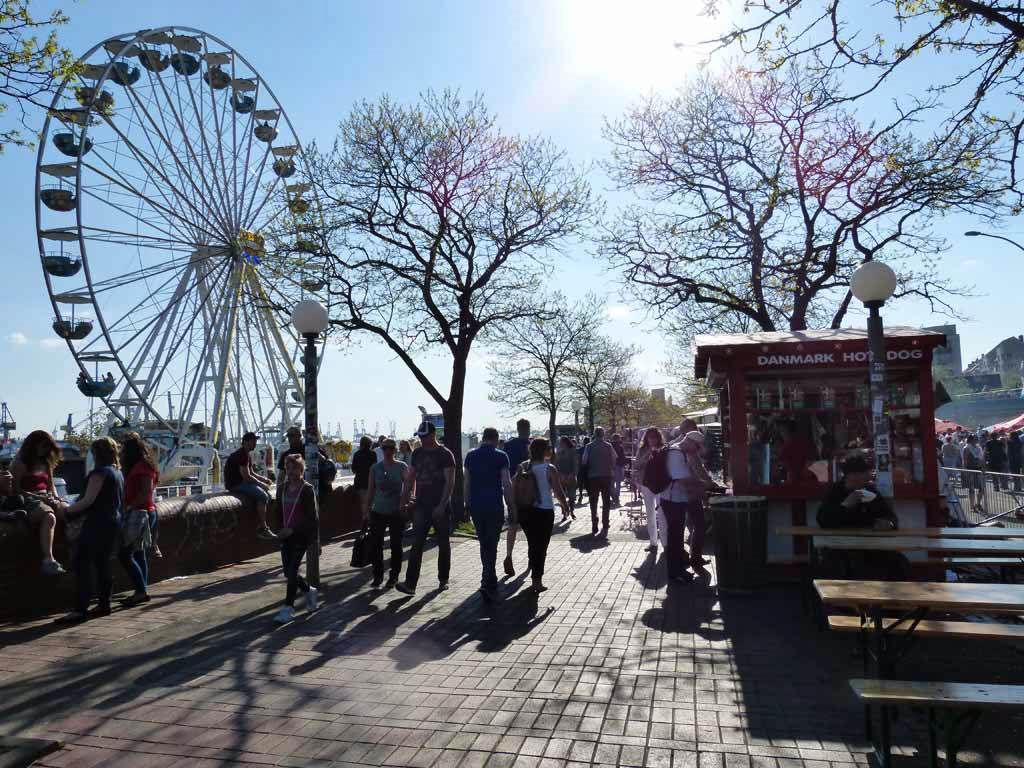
[743,369,925,493]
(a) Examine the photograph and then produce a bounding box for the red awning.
[986,413,1024,434]
[934,417,965,434]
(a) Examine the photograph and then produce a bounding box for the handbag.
[121,508,150,550]
[350,524,370,568]
[64,513,85,545]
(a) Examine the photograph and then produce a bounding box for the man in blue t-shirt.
[464,427,514,602]
[500,418,531,576]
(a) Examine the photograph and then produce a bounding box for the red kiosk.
[694,327,946,564]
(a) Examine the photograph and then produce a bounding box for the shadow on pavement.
[568,533,609,552]
[388,588,554,670]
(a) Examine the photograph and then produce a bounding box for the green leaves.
[0,0,77,151]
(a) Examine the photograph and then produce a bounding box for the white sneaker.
[273,606,294,625]
[41,559,65,576]
[305,587,319,613]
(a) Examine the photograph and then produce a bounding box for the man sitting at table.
[817,457,906,580]
[817,456,897,530]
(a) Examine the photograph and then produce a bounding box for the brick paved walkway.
[1,511,1022,767]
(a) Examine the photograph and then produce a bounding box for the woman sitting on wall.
[10,430,67,575]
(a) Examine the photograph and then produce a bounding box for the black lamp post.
[965,230,1024,253]
[850,260,898,497]
[290,299,329,587]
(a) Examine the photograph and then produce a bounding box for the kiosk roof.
[694,326,946,378]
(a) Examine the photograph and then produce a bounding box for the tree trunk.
[445,354,468,522]
[587,395,596,433]
[548,381,558,443]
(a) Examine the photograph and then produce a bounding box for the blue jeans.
[147,509,159,548]
[280,531,310,606]
[232,482,270,505]
[404,501,451,589]
[74,519,118,614]
[118,546,147,593]
[471,505,503,590]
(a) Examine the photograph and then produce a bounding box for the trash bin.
[709,495,766,593]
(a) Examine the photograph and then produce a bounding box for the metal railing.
[942,467,1024,527]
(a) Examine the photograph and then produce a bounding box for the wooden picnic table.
[793,533,1024,617]
[816,579,1024,768]
[813,535,1024,557]
[778,525,1024,539]
[815,579,1024,614]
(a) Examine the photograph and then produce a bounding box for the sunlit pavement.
[1,506,1022,767]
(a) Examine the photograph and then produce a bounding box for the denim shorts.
[233,481,270,504]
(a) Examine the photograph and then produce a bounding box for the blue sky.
[1,0,1020,440]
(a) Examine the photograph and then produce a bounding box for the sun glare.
[559,0,724,92]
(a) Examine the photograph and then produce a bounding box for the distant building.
[937,332,1024,428]
[964,335,1024,379]
[924,324,962,374]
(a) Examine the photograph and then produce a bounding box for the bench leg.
[929,709,981,768]
[878,703,892,768]
[860,620,872,742]
[928,709,939,768]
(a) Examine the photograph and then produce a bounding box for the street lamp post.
[291,299,329,588]
[850,260,898,497]
[572,400,582,438]
[964,230,1024,254]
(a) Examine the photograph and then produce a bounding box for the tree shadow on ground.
[0,547,382,731]
[0,561,286,647]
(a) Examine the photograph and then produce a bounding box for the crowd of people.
[345,416,723,607]
[937,426,1024,514]
[0,429,161,621]
[0,416,723,623]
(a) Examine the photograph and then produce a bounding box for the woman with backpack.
[515,438,570,593]
[635,427,667,553]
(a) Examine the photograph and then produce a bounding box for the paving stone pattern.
[0,511,1021,767]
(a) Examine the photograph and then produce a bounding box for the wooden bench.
[923,557,1024,567]
[828,615,1024,641]
[850,678,1024,768]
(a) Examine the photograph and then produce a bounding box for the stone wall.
[0,482,363,619]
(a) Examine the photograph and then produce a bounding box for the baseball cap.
[415,421,436,436]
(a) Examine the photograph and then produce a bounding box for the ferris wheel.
[34,26,330,466]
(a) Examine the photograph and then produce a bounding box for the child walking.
[274,454,319,625]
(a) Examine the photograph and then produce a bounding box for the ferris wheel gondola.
[34,26,331,470]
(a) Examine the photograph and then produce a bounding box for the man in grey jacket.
[583,427,615,538]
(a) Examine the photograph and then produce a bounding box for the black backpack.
[512,461,540,511]
[642,447,674,495]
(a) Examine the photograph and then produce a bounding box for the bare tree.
[486,293,602,442]
[595,383,686,433]
[306,90,595,512]
[601,67,1001,335]
[703,0,1024,201]
[0,0,77,151]
[569,334,639,433]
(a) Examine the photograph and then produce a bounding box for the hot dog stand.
[694,327,947,565]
